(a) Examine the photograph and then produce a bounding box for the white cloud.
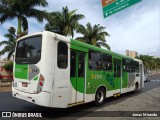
[0,0,159,57]
[46,0,160,56]
[27,18,47,34]
[105,0,160,55]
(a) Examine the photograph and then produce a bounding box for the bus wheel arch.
[94,85,106,106]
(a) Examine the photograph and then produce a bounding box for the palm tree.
[45,6,85,38]
[0,27,16,59]
[76,23,110,50]
[0,0,50,36]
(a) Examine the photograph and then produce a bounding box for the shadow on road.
[1,80,159,119]
[22,90,145,119]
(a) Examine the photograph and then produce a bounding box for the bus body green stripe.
[15,64,28,80]
[70,39,130,94]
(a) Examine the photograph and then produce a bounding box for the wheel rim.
[97,91,104,103]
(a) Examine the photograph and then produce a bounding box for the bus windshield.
[15,35,42,64]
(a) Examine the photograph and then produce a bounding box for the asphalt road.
[0,77,160,119]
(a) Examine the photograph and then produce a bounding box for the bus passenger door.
[69,50,85,104]
[113,59,122,93]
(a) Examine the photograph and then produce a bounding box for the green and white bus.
[12,31,144,108]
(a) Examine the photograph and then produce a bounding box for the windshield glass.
[15,35,42,64]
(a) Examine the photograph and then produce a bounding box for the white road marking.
[150,80,160,82]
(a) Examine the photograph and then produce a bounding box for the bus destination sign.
[102,0,141,18]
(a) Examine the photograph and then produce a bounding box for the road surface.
[0,77,160,119]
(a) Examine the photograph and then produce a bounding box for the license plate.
[22,82,28,87]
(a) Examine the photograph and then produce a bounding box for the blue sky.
[0,0,160,59]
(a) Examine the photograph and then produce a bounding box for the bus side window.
[114,60,117,77]
[78,53,85,77]
[57,41,68,69]
[126,59,131,72]
[88,50,101,70]
[102,53,112,70]
[122,58,126,71]
[117,61,121,77]
[135,61,139,73]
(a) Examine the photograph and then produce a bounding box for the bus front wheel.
[94,87,106,106]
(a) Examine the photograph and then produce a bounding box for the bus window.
[114,60,121,77]
[70,51,76,77]
[123,58,139,73]
[123,58,129,72]
[135,61,139,73]
[89,50,101,70]
[57,41,68,69]
[117,61,121,77]
[15,35,42,64]
[130,60,134,72]
[114,60,117,77]
[102,53,112,70]
[78,53,85,77]
[123,58,132,72]
[122,58,126,71]
[126,59,131,72]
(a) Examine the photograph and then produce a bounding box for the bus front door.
[113,59,122,93]
[69,50,85,104]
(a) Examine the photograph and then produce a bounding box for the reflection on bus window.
[57,42,68,69]
[78,53,85,77]
[16,36,41,58]
[89,50,101,70]
[102,53,112,70]
[122,58,139,73]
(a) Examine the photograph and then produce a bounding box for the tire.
[94,87,106,106]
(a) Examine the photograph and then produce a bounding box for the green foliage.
[76,23,110,50]
[0,27,17,59]
[3,61,13,73]
[45,6,85,38]
[136,55,160,70]
[0,0,50,35]
[0,2,112,58]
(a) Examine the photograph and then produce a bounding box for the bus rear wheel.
[94,87,106,106]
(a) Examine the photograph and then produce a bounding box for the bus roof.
[71,38,141,62]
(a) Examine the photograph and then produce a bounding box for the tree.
[0,0,50,36]
[137,55,160,75]
[45,6,85,38]
[3,61,13,75]
[0,27,16,59]
[76,23,110,50]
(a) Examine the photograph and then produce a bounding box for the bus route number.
[31,68,38,73]
[92,74,102,80]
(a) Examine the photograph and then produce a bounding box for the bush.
[3,61,13,74]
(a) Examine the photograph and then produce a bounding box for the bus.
[12,31,144,108]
